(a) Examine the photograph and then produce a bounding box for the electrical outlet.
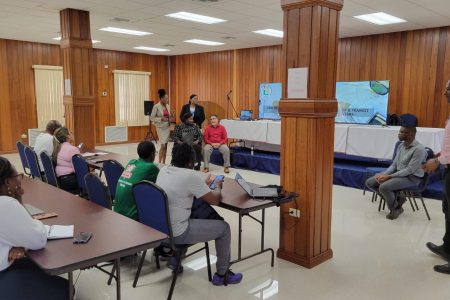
[288,208,300,218]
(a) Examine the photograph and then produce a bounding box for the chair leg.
[371,192,376,203]
[205,242,212,282]
[133,250,147,288]
[168,250,183,300]
[419,196,431,221]
[108,264,116,285]
[378,195,383,211]
[408,196,416,212]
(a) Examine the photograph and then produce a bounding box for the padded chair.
[102,159,124,200]
[40,152,59,188]
[363,141,402,197]
[132,181,212,300]
[72,154,90,196]
[16,141,31,176]
[24,146,43,181]
[399,114,418,126]
[84,173,112,209]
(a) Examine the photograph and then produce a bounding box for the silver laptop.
[24,204,44,216]
[235,173,278,198]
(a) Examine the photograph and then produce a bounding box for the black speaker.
[144,100,154,115]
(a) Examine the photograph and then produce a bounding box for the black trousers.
[0,257,68,300]
[58,173,79,193]
[443,168,450,250]
[172,143,202,170]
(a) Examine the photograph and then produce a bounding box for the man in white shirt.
[34,120,61,170]
[156,143,243,285]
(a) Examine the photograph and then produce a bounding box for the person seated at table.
[365,126,427,220]
[179,94,205,129]
[157,143,243,285]
[0,156,68,299]
[34,120,62,170]
[114,141,159,221]
[203,115,230,174]
[172,112,203,170]
[52,127,80,192]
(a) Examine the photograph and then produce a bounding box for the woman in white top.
[0,157,68,299]
[150,88,171,164]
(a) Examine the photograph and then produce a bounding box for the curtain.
[113,70,151,126]
[32,65,65,129]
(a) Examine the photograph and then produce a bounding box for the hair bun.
[158,89,166,98]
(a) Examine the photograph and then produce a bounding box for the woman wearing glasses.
[0,157,68,299]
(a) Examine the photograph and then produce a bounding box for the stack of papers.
[45,225,74,240]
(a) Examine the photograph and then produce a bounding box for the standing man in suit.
[150,89,171,164]
[179,94,205,129]
[423,79,450,274]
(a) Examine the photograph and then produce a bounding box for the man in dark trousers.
[423,79,450,274]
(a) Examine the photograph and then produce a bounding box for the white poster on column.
[287,67,308,98]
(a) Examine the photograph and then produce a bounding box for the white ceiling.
[0,0,448,55]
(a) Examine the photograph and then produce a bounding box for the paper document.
[45,225,74,239]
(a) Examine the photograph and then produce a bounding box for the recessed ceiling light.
[166,12,226,24]
[134,46,170,52]
[53,37,101,43]
[354,12,406,25]
[253,29,283,38]
[184,39,224,46]
[99,27,151,36]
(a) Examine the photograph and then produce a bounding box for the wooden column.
[60,9,96,149]
[277,0,343,268]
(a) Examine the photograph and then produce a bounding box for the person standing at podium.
[150,89,171,164]
[179,94,205,129]
[423,79,450,274]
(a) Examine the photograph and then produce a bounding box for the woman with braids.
[0,156,68,299]
[52,127,80,192]
[150,88,171,164]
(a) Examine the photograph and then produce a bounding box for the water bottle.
[251,146,254,155]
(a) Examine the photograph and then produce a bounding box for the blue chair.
[24,146,43,180]
[84,173,112,209]
[72,154,89,196]
[40,152,59,188]
[16,141,31,176]
[132,181,212,300]
[399,114,418,126]
[102,160,124,200]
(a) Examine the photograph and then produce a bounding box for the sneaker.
[224,167,230,174]
[167,256,183,273]
[212,269,243,286]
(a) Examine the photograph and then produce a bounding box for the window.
[113,70,151,126]
[32,65,65,128]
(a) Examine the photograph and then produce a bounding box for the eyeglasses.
[13,173,24,181]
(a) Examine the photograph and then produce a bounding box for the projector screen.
[259,82,282,120]
[335,80,389,125]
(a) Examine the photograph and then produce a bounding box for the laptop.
[240,110,253,121]
[235,173,278,198]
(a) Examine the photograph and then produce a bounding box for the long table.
[221,119,444,160]
[23,178,167,300]
[219,177,296,266]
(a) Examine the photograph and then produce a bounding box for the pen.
[47,225,54,237]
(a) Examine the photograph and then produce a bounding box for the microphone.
[225,90,238,119]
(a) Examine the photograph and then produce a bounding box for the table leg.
[68,271,74,300]
[238,212,242,259]
[115,258,121,300]
[261,209,265,251]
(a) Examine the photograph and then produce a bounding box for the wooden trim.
[60,38,93,49]
[278,99,337,117]
[281,0,343,11]
[112,70,152,76]
[277,248,333,268]
[32,65,63,70]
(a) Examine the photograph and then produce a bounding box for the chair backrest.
[399,113,418,126]
[133,181,174,247]
[102,159,124,199]
[72,154,89,191]
[24,146,42,180]
[16,141,31,176]
[424,147,434,160]
[84,173,112,209]
[416,172,430,192]
[40,152,58,187]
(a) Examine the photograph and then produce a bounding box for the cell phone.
[73,232,93,244]
[209,175,225,190]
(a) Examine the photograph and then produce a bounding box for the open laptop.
[239,110,253,121]
[235,173,278,198]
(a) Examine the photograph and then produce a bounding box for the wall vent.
[105,126,128,143]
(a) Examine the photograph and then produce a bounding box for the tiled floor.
[3,142,450,300]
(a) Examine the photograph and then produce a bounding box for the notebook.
[45,225,74,240]
[235,173,278,198]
